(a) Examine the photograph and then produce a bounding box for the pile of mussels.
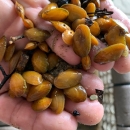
[0,0,130,114]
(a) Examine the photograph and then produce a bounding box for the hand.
[0,0,130,130]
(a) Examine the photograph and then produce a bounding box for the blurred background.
[0,0,130,130]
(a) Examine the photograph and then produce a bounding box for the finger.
[100,0,130,31]
[65,71,104,125]
[0,93,77,130]
[65,98,104,125]
[80,70,104,96]
[113,54,130,74]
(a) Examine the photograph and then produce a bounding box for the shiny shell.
[9,51,22,74]
[31,49,49,73]
[104,25,126,46]
[89,21,100,36]
[9,72,27,97]
[81,55,91,70]
[0,36,7,61]
[23,19,34,29]
[27,80,52,102]
[62,29,74,45]
[24,28,50,43]
[39,2,58,18]
[24,42,37,50]
[4,43,15,61]
[32,97,52,111]
[15,1,25,19]
[48,52,59,71]
[125,33,130,50]
[73,24,91,57]
[91,34,99,45]
[51,21,71,33]
[54,69,82,89]
[94,43,126,64]
[50,88,65,114]
[61,4,87,22]
[71,0,81,6]
[85,3,96,17]
[38,41,50,53]
[22,71,43,85]
[64,84,87,102]
[41,8,69,21]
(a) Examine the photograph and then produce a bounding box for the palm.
[0,0,130,130]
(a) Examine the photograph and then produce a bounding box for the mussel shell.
[27,80,52,102]
[94,43,126,64]
[32,97,52,111]
[54,69,82,89]
[64,84,87,102]
[22,71,43,85]
[61,4,87,22]
[24,28,50,43]
[73,24,91,57]
[50,88,65,114]
[9,72,27,97]
[32,49,49,73]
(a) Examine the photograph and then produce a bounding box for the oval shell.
[54,69,82,89]
[42,8,69,21]
[9,72,27,97]
[32,97,52,111]
[73,24,91,57]
[50,88,65,114]
[61,4,87,22]
[22,71,43,85]
[27,80,52,102]
[94,43,126,64]
[64,84,87,102]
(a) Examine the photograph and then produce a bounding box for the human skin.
[0,0,130,130]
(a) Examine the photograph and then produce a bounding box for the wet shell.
[64,84,87,102]
[42,8,69,21]
[23,19,34,29]
[62,29,74,45]
[42,73,54,84]
[51,21,71,33]
[32,49,49,73]
[50,88,65,114]
[32,97,52,111]
[38,41,50,53]
[39,2,58,18]
[54,69,82,89]
[71,0,81,6]
[89,21,100,36]
[81,55,91,70]
[48,52,59,71]
[27,80,52,102]
[24,42,37,50]
[24,28,50,43]
[9,51,22,74]
[9,72,27,97]
[0,36,7,61]
[85,2,96,17]
[73,24,91,57]
[94,43,126,64]
[61,4,87,22]
[91,34,99,45]
[125,33,130,50]
[4,43,15,62]
[15,1,25,19]
[22,71,43,85]
[104,25,126,46]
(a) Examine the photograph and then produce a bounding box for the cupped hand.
[0,0,130,130]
